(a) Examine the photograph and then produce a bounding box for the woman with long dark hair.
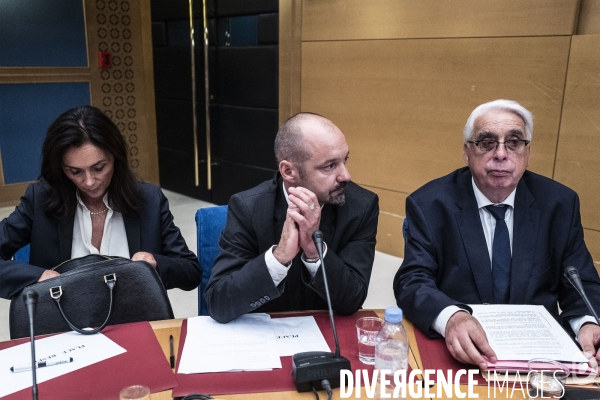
[0,106,201,298]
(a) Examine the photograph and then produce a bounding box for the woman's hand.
[132,251,157,268]
[37,270,60,282]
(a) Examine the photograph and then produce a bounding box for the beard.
[328,182,347,206]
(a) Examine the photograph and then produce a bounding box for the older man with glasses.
[394,99,600,369]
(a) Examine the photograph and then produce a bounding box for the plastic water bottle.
[373,307,409,400]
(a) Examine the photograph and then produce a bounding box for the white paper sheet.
[482,371,600,385]
[178,314,282,374]
[0,331,126,397]
[271,316,330,356]
[470,304,588,363]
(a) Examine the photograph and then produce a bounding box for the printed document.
[178,314,282,374]
[470,304,588,363]
[0,331,126,397]
[270,316,330,356]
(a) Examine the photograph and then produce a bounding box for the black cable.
[321,379,332,400]
[311,384,320,400]
[180,394,213,400]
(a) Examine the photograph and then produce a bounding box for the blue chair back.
[14,244,30,263]
[195,205,228,315]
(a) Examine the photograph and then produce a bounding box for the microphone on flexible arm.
[23,290,39,400]
[564,266,600,325]
[291,230,351,393]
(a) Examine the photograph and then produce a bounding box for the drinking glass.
[119,385,151,400]
[527,358,569,399]
[356,317,383,365]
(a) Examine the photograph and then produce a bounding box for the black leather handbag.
[9,255,175,339]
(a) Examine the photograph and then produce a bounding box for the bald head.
[274,112,338,167]
[276,113,350,205]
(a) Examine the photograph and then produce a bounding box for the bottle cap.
[384,306,402,323]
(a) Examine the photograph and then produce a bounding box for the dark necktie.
[486,205,511,304]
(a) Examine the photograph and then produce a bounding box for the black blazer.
[0,181,201,299]
[394,167,600,336]
[205,174,379,323]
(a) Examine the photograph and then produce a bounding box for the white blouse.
[71,192,130,258]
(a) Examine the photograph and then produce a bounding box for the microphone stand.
[23,290,39,400]
[291,230,350,393]
[314,231,341,359]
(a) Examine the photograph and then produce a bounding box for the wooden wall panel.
[301,36,570,194]
[281,1,600,263]
[279,0,303,124]
[138,0,160,185]
[0,68,89,83]
[554,35,600,233]
[578,0,600,34]
[302,0,578,41]
[0,185,28,208]
[363,185,406,258]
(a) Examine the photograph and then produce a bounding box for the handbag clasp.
[104,273,116,284]
[49,286,63,299]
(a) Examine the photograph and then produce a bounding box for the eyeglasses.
[467,139,530,154]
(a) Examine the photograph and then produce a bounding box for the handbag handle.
[49,273,117,335]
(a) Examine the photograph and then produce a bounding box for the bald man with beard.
[206,113,379,323]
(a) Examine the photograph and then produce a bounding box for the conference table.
[4,310,597,399]
[149,311,600,400]
[148,311,476,400]
[148,309,426,400]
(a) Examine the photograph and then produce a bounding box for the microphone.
[564,266,600,325]
[291,230,351,393]
[23,290,39,400]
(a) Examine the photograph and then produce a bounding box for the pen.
[11,357,74,373]
[169,335,175,368]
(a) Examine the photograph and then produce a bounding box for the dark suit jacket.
[394,167,600,336]
[205,174,379,323]
[0,181,201,299]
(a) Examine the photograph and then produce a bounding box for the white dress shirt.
[264,185,327,286]
[432,178,594,339]
[71,192,130,258]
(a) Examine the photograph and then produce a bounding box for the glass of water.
[356,317,383,365]
[527,358,569,399]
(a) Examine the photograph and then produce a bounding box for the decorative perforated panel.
[94,0,139,169]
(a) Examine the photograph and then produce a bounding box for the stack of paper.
[470,304,593,374]
[482,371,600,385]
[177,314,330,374]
